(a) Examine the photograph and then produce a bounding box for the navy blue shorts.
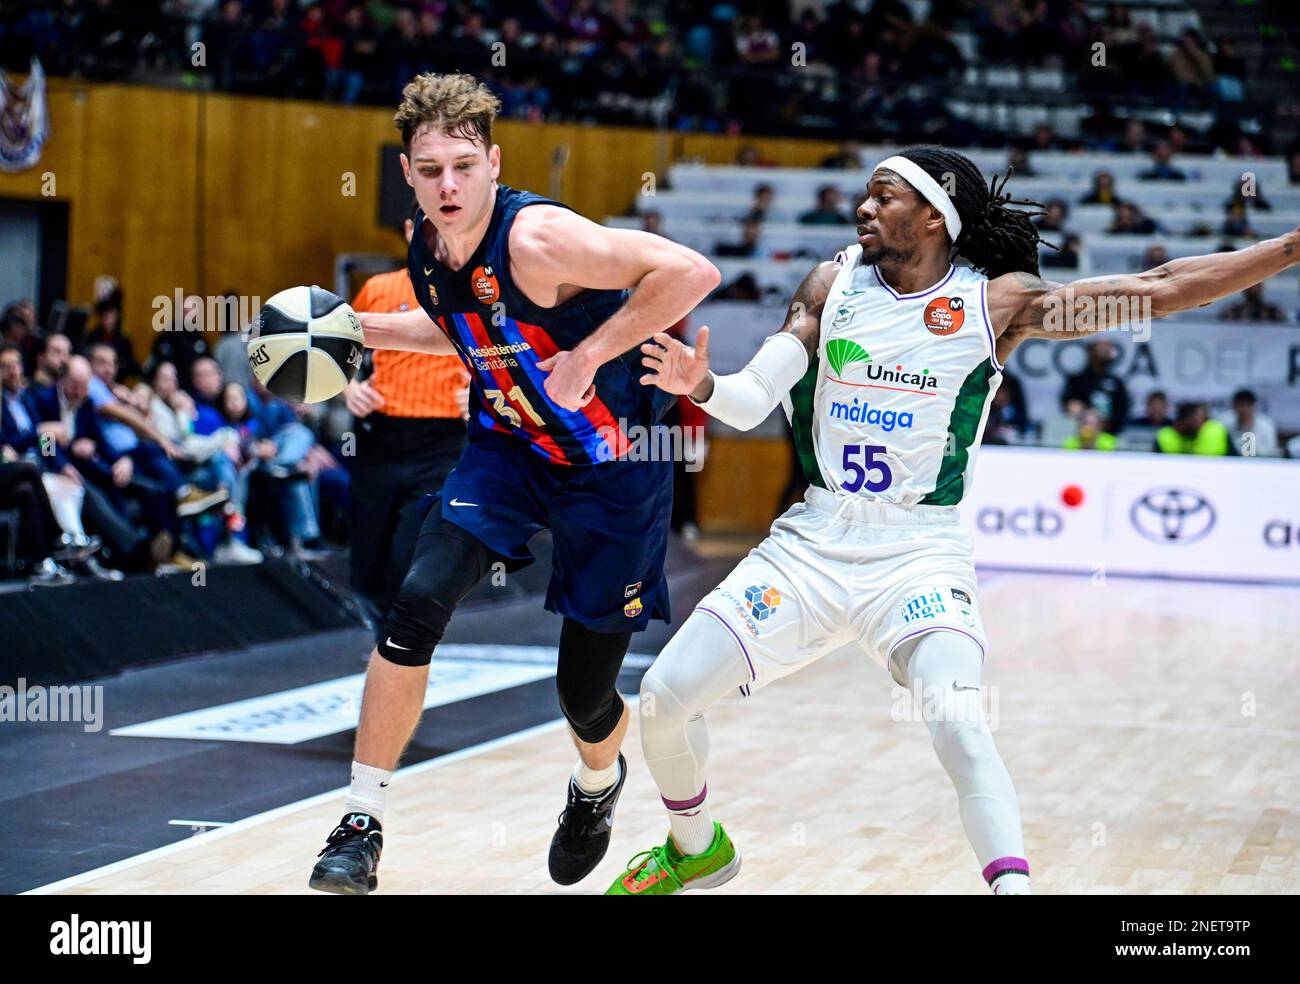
[420,431,673,633]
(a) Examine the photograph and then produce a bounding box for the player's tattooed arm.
[989,226,1300,359]
[778,259,839,360]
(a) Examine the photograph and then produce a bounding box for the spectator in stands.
[81,276,141,382]
[714,217,770,258]
[1081,169,1119,205]
[86,343,224,519]
[745,183,776,223]
[28,356,186,561]
[1288,147,1300,185]
[145,293,213,384]
[735,145,765,167]
[1,301,39,375]
[1129,390,1172,430]
[820,141,862,169]
[1108,200,1160,235]
[1129,24,1171,100]
[1156,402,1231,455]
[1035,198,1070,233]
[798,185,850,225]
[1221,389,1280,457]
[640,209,663,236]
[0,444,74,584]
[1219,284,1285,323]
[1213,38,1247,102]
[1221,201,1258,239]
[1141,245,1169,270]
[31,333,71,388]
[983,369,1030,444]
[1169,29,1215,97]
[1007,145,1037,178]
[1120,118,1147,154]
[1138,141,1186,182]
[1063,407,1117,451]
[1040,233,1081,271]
[1031,123,1059,152]
[1061,340,1130,434]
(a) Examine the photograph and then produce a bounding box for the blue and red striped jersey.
[407,185,674,466]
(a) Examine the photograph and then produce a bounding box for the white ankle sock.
[574,757,620,795]
[345,761,392,822]
[667,788,715,856]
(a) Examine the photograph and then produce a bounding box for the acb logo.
[923,296,965,336]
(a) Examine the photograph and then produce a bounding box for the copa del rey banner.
[961,446,1300,584]
[0,58,50,172]
[698,303,1300,424]
[1004,321,1300,422]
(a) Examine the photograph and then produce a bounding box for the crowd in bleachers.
[1,1,1292,143]
[982,339,1292,457]
[0,280,350,585]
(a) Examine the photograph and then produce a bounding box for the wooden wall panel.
[695,436,794,533]
[2,79,837,394]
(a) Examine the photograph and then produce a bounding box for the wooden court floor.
[38,572,1300,894]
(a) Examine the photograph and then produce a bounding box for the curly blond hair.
[394,73,501,149]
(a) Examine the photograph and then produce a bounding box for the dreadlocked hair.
[896,145,1056,279]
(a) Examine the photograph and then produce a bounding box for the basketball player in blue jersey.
[607,145,1300,895]
[308,73,719,893]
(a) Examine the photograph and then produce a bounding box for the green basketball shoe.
[605,823,741,895]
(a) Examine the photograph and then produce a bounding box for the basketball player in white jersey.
[606,145,1300,895]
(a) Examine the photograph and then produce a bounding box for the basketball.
[247,285,364,403]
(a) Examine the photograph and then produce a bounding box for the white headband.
[872,155,962,242]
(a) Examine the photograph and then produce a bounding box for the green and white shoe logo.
[826,338,871,377]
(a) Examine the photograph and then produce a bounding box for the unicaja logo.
[1130,488,1215,544]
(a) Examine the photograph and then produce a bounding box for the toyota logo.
[1130,488,1216,544]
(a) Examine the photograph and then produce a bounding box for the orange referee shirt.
[352,268,469,419]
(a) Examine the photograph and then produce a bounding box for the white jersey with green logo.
[781,245,1003,506]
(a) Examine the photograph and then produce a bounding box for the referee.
[346,208,469,629]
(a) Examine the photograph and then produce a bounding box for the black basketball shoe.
[548,754,627,885]
[309,813,383,895]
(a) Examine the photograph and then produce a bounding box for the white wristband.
[692,332,809,431]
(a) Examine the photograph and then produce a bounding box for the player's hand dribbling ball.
[247,285,364,403]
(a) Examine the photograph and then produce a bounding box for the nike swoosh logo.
[385,637,411,650]
[842,289,866,295]
[449,498,478,507]
[423,267,434,276]
[952,681,980,692]
[379,782,389,788]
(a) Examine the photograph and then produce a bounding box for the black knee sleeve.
[377,520,494,666]
[555,619,631,744]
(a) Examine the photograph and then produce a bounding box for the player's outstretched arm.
[640,260,837,431]
[512,206,721,410]
[357,307,456,356]
[989,226,1300,358]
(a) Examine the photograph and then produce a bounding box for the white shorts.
[696,486,988,696]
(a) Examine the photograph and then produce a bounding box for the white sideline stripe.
[23,714,584,895]
[107,644,653,745]
[168,820,232,829]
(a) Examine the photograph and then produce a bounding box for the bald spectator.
[1139,141,1186,182]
